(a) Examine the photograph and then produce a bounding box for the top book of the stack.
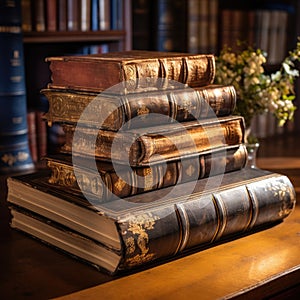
[45,50,215,93]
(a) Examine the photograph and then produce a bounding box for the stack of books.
[6,51,296,275]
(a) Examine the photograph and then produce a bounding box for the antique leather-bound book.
[61,115,245,166]
[45,144,247,200]
[42,84,237,131]
[7,167,296,274]
[45,50,215,93]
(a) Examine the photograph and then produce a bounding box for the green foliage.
[214,39,300,128]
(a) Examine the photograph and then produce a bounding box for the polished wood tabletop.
[56,204,300,300]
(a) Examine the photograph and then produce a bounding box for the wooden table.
[56,203,300,300]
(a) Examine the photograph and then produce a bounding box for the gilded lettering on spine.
[1,152,29,166]
[122,213,160,267]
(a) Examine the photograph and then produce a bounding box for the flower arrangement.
[214,39,300,141]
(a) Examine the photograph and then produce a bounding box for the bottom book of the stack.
[7,168,296,274]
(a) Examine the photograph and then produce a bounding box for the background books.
[21,0,123,33]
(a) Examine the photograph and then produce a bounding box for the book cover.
[61,115,245,166]
[7,167,296,274]
[45,50,216,93]
[42,84,237,131]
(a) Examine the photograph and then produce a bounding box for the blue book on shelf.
[91,0,99,31]
[0,0,33,173]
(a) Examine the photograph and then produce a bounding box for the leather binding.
[7,168,296,274]
[45,50,216,93]
[42,84,237,131]
[60,115,245,166]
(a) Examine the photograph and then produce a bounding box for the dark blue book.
[110,0,123,30]
[91,0,99,31]
[0,0,34,173]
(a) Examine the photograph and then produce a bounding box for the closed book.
[152,0,187,52]
[0,133,34,173]
[21,0,32,31]
[132,0,151,50]
[46,0,57,31]
[7,168,296,274]
[42,84,237,131]
[80,0,91,31]
[57,0,67,31]
[67,0,79,31]
[45,144,247,200]
[0,27,26,95]
[0,0,34,173]
[61,115,245,166]
[98,0,110,30]
[45,50,216,93]
[33,0,46,32]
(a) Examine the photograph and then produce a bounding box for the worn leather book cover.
[42,84,236,131]
[7,167,296,274]
[45,144,247,200]
[61,115,245,166]
[45,50,215,93]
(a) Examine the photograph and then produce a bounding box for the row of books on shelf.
[220,7,291,64]
[7,50,296,275]
[133,0,293,65]
[21,0,123,33]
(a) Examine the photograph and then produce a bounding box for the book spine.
[134,117,244,166]
[27,110,38,163]
[132,0,150,50]
[122,55,216,90]
[0,0,34,173]
[57,0,67,31]
[35,110,47,160]
[46,0,57,32]
[21,0,32,32]
[91,0,99,31]
[152,0,187,52]
[46,144,247,201]
[67,0,79,31]
[33,0,46,32]
[80,0,91,31]
[42,85,236,131]
[98,0,110,30]
[61,116,245,166]
[118,173,296,270]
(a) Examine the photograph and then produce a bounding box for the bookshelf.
[21,0,132,158]
[23,0,132,109]
[131,0,300,133]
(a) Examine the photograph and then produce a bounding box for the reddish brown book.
[60,115,245,166]
[35,111,47,160]
[27,110,38,163]
[46,0,57,31]
[45,50,216,93]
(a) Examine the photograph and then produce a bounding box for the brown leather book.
[7,167,296,274]
[42,84,237,131]
[61,115,245,166]
[46,0,57,31]
[45,50,216,93]
[45,144,247,200]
